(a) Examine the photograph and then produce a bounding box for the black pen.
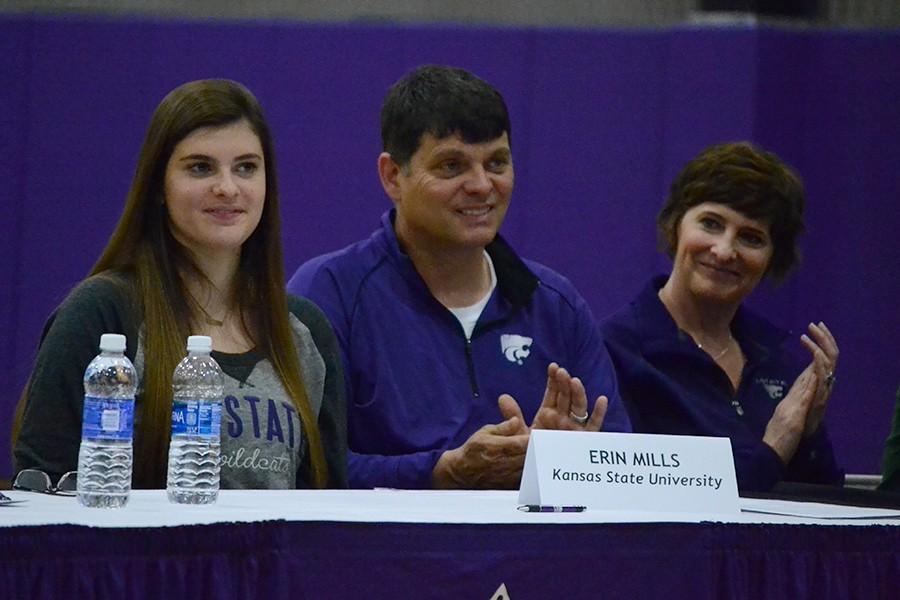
[517,504,586,513]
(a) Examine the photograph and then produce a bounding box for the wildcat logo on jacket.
[501,334,533,365]
[756,377,786,401]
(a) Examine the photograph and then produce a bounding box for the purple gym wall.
[2,15,898,479]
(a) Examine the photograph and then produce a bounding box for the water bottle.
[166,335,224,504]
[76,333,137,508]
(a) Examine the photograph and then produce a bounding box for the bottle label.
[171,400,221,438]
[82,396,135,441]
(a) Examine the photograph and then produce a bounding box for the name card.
[518,430,739,515]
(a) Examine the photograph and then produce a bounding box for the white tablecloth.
[3,489,899,528]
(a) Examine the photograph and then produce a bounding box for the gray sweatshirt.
[15,273,347,489]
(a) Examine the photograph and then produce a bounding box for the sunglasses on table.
[12,469,77,496]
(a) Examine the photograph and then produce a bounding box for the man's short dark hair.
[380,65,511,166]
[657,141,806,282]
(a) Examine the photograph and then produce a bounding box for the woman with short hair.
[601,142,843,492]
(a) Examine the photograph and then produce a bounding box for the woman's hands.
[800,321,839,435]
[762,321,838,463]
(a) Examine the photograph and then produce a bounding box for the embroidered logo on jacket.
[756,377,786,401]
[501,334,533,365]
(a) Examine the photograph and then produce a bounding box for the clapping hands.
[499,362,608,432]
[763,321,838,463]
[432,362,610,489]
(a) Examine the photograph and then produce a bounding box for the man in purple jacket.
[288,65,631,489]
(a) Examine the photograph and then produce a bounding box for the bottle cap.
[99,333,127,352]
[186,335,213,353]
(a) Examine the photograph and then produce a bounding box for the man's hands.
[500,362,608,432]
[432,363,609,489]
[431,416,529,489]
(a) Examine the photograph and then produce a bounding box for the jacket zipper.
[464,337,480,398]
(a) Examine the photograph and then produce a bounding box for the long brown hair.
[14,80,327,488]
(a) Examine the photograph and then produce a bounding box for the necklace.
[197,306,225,327]
[697,334,734,361]
[192,298,226,327]
[201,315,225,327]
[185,288,228,327]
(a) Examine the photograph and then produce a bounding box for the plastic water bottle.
[166,335,224,504]
[76,333,137,508]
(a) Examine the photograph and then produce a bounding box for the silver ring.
[825,371,836,387]
[568,410,589,425]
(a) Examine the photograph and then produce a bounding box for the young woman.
[13,79,346,489]
[601,142,843,492]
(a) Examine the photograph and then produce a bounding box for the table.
[3,490,900,599]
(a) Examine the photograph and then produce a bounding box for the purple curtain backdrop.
[2,16,898,479]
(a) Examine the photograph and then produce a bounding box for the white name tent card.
[519,430,739,515]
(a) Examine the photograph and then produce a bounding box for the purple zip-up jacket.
[288,210,631,489]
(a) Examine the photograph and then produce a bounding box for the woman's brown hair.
[657,141,806,282]
[13,80,327,488]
